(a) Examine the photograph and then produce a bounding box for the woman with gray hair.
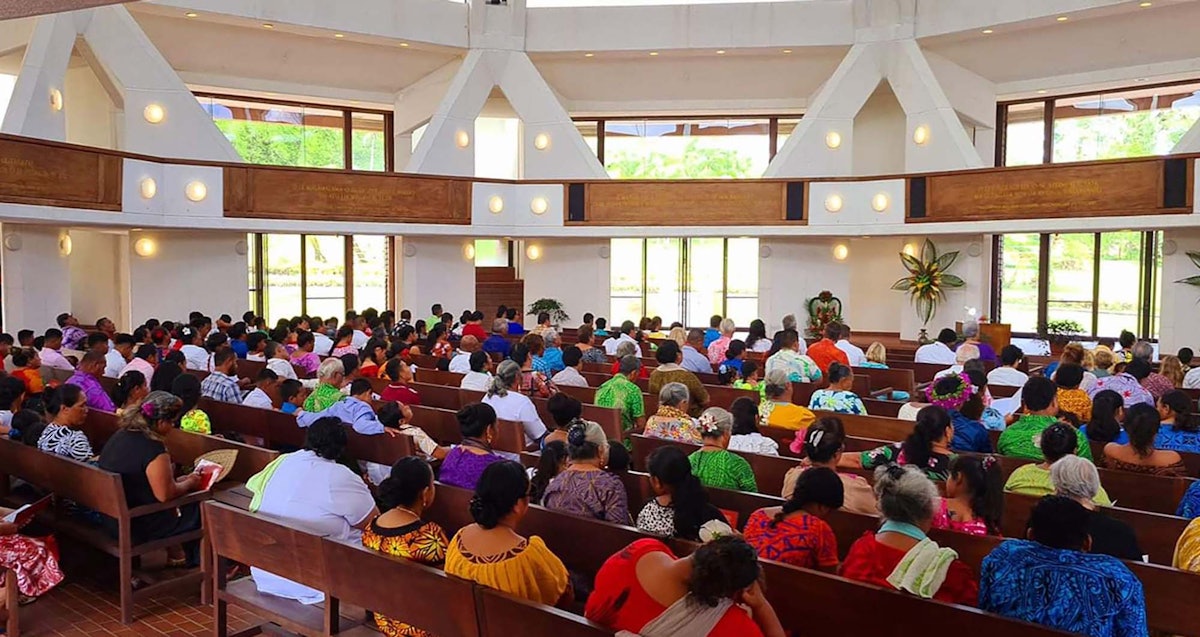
[609,340,648,380]
[758,369,816,430]
[644,382,701,443]
[1051,456,1142,561]
[482,360,547,447]
[689,407,757,492]
[839,465,978,605]
[960,321,996,363]
[542,419,630,524]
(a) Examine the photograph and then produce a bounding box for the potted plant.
[1044,319,1084,354]
[527,298,570,326]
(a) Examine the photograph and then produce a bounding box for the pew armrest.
[869,386,894,399]
[128,490,213,519]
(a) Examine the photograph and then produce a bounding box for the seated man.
[987,344,1029,388]
[998,377,1092,462]
[66,351,116,412]
[980,496,1147,637]
[242,368,280,410]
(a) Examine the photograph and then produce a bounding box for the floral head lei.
[925,373,977,411]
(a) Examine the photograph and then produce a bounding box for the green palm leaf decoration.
[892,239,965,325]
[1176,251,1200,288]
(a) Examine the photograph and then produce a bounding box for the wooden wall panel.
[0,137,121,211]
[576,181,791,226]
[223,166,471,224]
[918,160,1180,222]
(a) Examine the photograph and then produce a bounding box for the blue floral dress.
[807,389,867,415]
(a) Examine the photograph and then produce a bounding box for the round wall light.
[598,245,610,259]
[533,133,550,150]
[902,243,918,258]
[140,177,157,199]
[913,125,930,145]
[530,197,549,215]
[403,243,417,258]
[454,130,471,148]
[185,181,207,202]
[488,195,504,214]
[3,234,22,252]
[526,244,542,261]
[464,243,476,260]
[234,239,249,256]
[967,242,983,257]
[825,131,842,149]
[143,103,166,124]
[134,237,157,257]
[1162,239,1179,256]
[833,244,849,261]
[824,193,844,213]
[58,232,72,257]
[871,193,890,212]
[49,88,63,112]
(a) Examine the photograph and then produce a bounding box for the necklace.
[392,506,422,519]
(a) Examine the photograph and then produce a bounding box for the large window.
[993,232,1161,339]
[250,234,393,322]
[197,93,393,171]
[998,80,1200,165]
[575,116,799,179]
[610,238,759,326]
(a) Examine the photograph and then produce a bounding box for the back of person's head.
[113,371,146,406]
[729,397,758,436]
[1055,363,1085,390]
[948,455,1003,535]
[696,406,733,440]
[937,328,957,344]
[339,353,359,377]
[15,409,45,446]
[1021,376,1058,412]
[566,419,607,460]
[304,417,348,460]
[764,368,791,399]
[279,379,303,404]
[1050,455,1102,503]
[349,378,373,397]
[1040,421,1081,463]
[45,383,84,417]
[1178,347,1195,366]
[595,317,607,330]
[618,354,640,376]
[658,382,689,409]
[86,332,108,350]
[1028,495,1090,551]
[1162,390,1198,433]
[510,343,530,366]
[1086,390,1124,443]
[119,390,183,435]
[865,341,887,364]
[318,357,345,382]
[10,348,30,368]
[378,456,434,511]
[803,417,846,463]
[655,339,680,364]
[212,346,236,369]
[469,460,528,529]
[468,350,489,373]
[1131,340,1154,362]
[529,441,569,505]
[1119,330,1136,349]
[1093,345,1115,371]
[489,359,520,397]
[457,402,497,438]
[827,362,853,385]
[902,406,951,468]
[1124,403,1161,457]
[709,315,723,329]
[606,441,630,471]
[775,467,844,527]
[1125,357,1152,381]
[689,536,761,607]
[546,392,582,428]
[874,464,937,526]
[724,340,746,361]
[686,328,705,345]
[561,345,582,368]
[999,344,1024,367]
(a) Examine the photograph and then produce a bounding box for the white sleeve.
[520,399,547,443]
[329,467,377,527]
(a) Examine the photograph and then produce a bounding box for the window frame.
[249,233,393,322]
[611,237,757,327]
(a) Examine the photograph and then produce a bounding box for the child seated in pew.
[279,379,307,415]
[732,360,766,402]
[528,441,569,505]
[933,455,1003,537]
[744,467,843,572]
[376,401,449,461]
[171,374,211,435]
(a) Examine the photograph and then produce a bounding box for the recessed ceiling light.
[982,28,994,34]
[1134,77,1148,82]
[334,33,344,38]
[1056,15,1069,21]
[184,11,198,18]
[400,42,410,47]
[649,51,659,56]
[1139,1,1152,6]
[1037,89,1048,94]
[716,50,726,54]
[584,52,594,57]
[262,23,275,29]
[782,49,793,54]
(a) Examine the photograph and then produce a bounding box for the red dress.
[584,539,762,637]
[742,509,839,570]
[839,532,978,607]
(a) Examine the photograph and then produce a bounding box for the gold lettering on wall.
[580,181,789,226]
[0,136,120,210]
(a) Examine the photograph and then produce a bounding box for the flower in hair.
[697,413,722,436]
[141,402,157,418]
[925,373,977,412]
[699,519,734,543]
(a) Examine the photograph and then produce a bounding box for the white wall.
[127,230,249,322]
[758,238,851,335]
[64,63,118,150]
[1159,228,1200,352]
[1,224,71,333]
[897,234,989,340]
[397,235,476,317]
[67,229,127,330]
[846,238,906,333]
[853,83,906,176]
[520,237,610,328]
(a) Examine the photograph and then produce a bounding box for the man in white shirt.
[178,326,209,371]
[242,368,280,410]
[934,343,979,381]
[1185,365,1200,389]
[449,336,479,374]
[105,333,136,379]
[988,345,1030,388]
[550,346,589,388]
[835,324,867,367]
[39,329,75,373]
[312,328,334,357]
[265,342,299,381]
[914,328,958,365]
[460,351,493,392]
[350,316,369,351]
[604,321,638,356]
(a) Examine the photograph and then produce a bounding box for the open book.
[194,459,225,491]
[2,495,52,528]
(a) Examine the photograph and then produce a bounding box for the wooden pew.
[853,366,916,397]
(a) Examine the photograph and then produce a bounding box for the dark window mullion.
[299,234,308,317]
[1036,234,1050,335]
[1091,233,1101,338]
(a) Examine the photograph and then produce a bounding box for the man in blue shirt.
[681,328,712,374]
[703,314,722,347]
[298,378,393,435]
[483,318,512,359]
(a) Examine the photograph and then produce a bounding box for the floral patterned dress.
[361,518,450,637]
[643,406,702,443]
[860,443,952,481]
[808,389,867,415]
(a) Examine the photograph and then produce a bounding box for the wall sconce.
[140,177,157,199]
[902,243,918,257]
[530,197,548,215]
[967,242,983,257]
[526,244,542,261]
[403,243,418,257]
[833,244,849,261]
[455,130,470,148]
[3,234,21,251]
[598,245,610,259]
[143,103,166,124]
[533,133,550,150]
[134,237,157,257]
[185,181,207,202]
[871,193,890,212]
[824,194,843,213]
[913,125,930,145]
[234,239,249,256]
[825,131,842,149]
[58,232,72,257]
[49,89,63,112]
[464,243,476,260]
[488,195,504,214]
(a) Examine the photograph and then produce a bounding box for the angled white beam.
[1,13,76,140]
[395,59,464,135]
[916,0,1132,38]
[887,40,983,172]
[1171,120,1200,154]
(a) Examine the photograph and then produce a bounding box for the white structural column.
[1159,229,1200,352]
[1172,120,1200,154]
[3,6,240,161]
[407,0,606,179]
[766,0,986,177]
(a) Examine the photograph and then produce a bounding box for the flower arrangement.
[805,291,843,338]
[1175,251,1200,292]
[925,373,977,412]
[892,239,964,326]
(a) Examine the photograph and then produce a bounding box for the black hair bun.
[567,422,588,446]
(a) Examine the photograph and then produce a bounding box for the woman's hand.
[739,581,769,610]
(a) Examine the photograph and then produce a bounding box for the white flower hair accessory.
[697,412,722,436]
[699,519,734,543]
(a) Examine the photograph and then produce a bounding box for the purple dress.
[542,470,631,525]
[439,447,504,489]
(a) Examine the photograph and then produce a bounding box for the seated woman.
[1154,390,1200,454]
[611,341,650,380]
[97,392,204,568]
[358,337,389,379]
[461,351,493,392]
[150,350,186,394]
[636,446,725,540]
[362,457,449,637]
[1051,456,1142,561]
[727,396,778,455]
[171,373,210,435]
[689,407,757,493]
[542,420,631,524]
[840,465,979,606]
[1005,422,1113,505]
[576,325,607,365]
[329,326,356,358]
[0,505,64,614]
[112,371,148,416]
[927,373,992,454]
[934,455,1003,536]
[249,417,379,603]
[861,341,888,369]
[445,461,571,607]
[1055,363,1093,422]
[808,363,866,415]
[979,497,1145,637]
[1081,390,1128,444]
[585,536,785,637]
[37,385,94,462]
[1101,404,1186,476]
[757,369,815,431]
[544,392,584,446]
[528,441,568,505]
[781,417,878,515]
[744,467,843,571]
[845,406,955,481]
[439,403,506,489]
[644,382,702,443]
[481,360,548,448]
